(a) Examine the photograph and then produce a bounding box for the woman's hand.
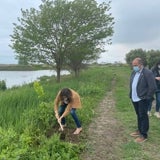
[57,117,64,131]
[57,117,61,124]
[55,113,59,119]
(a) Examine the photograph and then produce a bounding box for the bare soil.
[80,90,127,160]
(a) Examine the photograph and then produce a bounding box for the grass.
[0,65,115,130]
[0,85,40,128]
[0,65,160,159]
[0,64,116,159]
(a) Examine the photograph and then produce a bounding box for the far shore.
[0,64,53,71]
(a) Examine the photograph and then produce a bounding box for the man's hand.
[155,77,160,81]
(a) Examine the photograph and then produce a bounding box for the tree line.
[125,48,160,69]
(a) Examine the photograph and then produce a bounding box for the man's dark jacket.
[130,67,157,100]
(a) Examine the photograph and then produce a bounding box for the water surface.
[0,70,69,88]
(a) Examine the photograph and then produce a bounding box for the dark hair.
[59,88,72,103]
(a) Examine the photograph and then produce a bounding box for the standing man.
[129,57,156,143]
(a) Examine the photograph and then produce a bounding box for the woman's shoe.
[73,128,82,135]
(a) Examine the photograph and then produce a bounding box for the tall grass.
[0,85,39,128]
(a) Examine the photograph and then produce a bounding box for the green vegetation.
[125,48,160,68]
[0,64,52,71]
[10,0,114,82]
[0,80,6,91]
[0,65,160,159]
[0,65,114,159]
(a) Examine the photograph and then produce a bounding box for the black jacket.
[130,67,157,100]
[151,67,160,90]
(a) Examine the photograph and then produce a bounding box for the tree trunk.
[74,68,79,77]
[56,67,61,83]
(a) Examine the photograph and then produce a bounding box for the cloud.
[111,0,160,44]
[0,0,42,64]
[97,0,160,63]
[98,43,131,63]
[1,0,160,64]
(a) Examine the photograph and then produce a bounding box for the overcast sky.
[0,0,160,64]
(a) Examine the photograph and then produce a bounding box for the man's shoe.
[134,136,147,143]
[130,131,140,137]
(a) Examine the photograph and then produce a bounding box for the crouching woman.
[54,88,82,134]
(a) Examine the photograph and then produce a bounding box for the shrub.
[0,80,7,91]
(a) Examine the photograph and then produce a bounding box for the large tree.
[66,41,98,77]
[10,0,114,82]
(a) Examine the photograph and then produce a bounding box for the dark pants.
[58,104,81,128]
[132,99,149,138]
[155,91,160,112]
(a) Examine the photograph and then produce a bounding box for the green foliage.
[147,50,160,68]
[0,85,38,129]
[10,0,114,82]
[0,80,7,91]
[1,65,160,159]
[78,83,102,96]
[18,55,29,65]
[38,134,81,160]
[33,81,45,101]
[125,48,147,66]
[125,48,160,69]
[22,102,55,134]
[0,127,81,160]
[0,65,115,159]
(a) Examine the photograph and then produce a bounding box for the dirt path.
[80,90,124,160]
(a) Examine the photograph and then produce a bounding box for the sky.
[0,0,160,64]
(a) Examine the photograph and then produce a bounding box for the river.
[0,70,69,88]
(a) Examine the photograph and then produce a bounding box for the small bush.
[0,80,7,91]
